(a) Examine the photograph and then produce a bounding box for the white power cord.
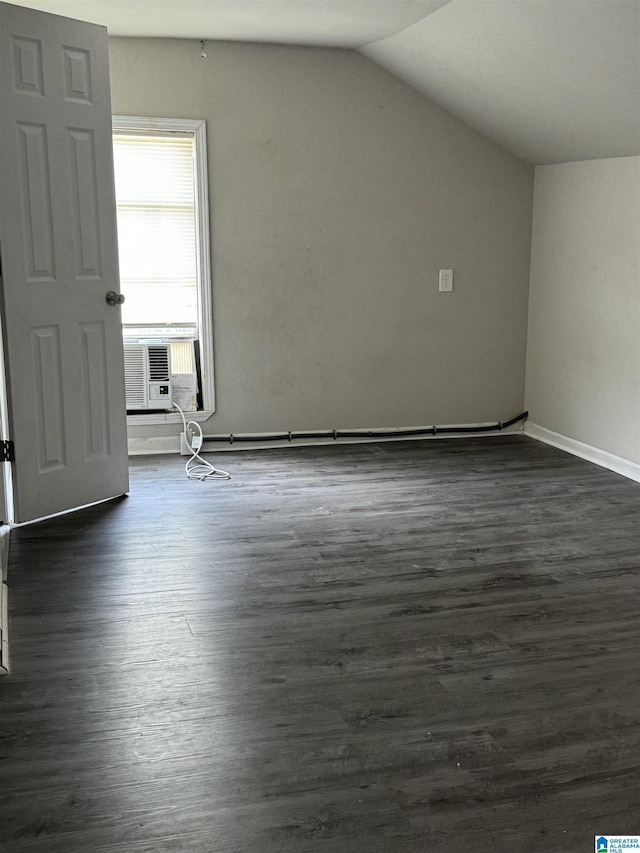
[172,402,230,481]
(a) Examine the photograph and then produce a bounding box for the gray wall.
[109,38,534,436]
[525,157,640,463]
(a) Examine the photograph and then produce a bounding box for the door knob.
[105,290,125,306]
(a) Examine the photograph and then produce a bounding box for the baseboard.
[0,525,9,583]
[128,435,181,456]
[524,422,640,484]
[1,526,10,674]
[129,421,524,456]
[0,580,9,675]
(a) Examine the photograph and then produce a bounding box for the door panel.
[68,128,103,278]
[79,321,111,461]
[31,324,66,473]
[16,121,56,280]
[0,2,128,522]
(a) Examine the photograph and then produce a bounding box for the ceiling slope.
[4,0,452,47]
[362,0,640,164]
[5,0,640,164]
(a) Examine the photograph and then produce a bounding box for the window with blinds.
[112,116,215,418]
[112,132,198,333]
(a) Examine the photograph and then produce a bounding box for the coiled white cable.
[172,402,230,481]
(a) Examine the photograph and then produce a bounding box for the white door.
[0,2,128,523]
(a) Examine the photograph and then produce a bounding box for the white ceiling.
[8,0,640,164]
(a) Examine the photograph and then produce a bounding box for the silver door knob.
[105,290,125,306]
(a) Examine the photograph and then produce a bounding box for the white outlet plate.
[439,269,453,292]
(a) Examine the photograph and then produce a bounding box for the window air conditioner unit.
[123,343,173,411]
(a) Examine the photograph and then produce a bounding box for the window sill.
[127,411,213,426]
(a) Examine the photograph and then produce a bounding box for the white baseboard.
[524,422,640,484]
[0,525,9,583]
[0,580,9,675]
[128,435,181,456]
[129,420,524,456]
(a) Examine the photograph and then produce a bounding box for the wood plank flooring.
[1,435,639,852]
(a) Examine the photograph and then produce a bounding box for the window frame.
[112,115,215,425]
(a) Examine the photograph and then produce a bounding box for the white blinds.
[113,133,198,327]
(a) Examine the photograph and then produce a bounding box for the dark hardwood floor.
[1,436,639,852]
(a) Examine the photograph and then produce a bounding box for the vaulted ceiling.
[9,0,640,164]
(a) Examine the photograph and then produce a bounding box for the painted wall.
[108,38,534,437]
[525,157,640,463]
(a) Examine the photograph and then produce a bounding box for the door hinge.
[0,441,15,463]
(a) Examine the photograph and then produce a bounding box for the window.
[112,117,214,421]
